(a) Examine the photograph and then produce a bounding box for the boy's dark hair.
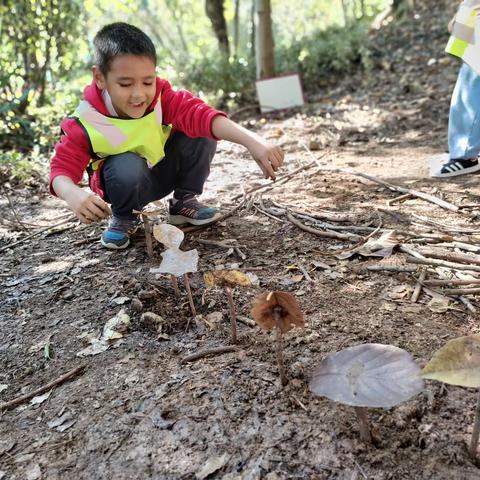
[93,22,156,76]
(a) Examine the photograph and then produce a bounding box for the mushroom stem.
[354,407,372,443]
[273,307,288,386]
[469,389,480,458]
[170,275,181,299]
[225,286,237,344]
[183,273,196,317]
[142,214,154,258]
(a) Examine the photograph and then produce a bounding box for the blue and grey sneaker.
[168,194,221,226]
[100,216,139,250]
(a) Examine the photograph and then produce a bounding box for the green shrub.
[276,23,372,92]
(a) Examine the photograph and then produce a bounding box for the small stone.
[131,298,143,313]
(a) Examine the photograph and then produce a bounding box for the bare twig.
[0,217,77,254]
[286,211,362,242]
[367,265,418,273]
[387,193,414,206]
[2,188,29,231]
[424,279,480,286]
[442,287,480,295]
[459,296,477,313]
[180,346,239,364]
[411,269,427,303]
[0,365,86,412]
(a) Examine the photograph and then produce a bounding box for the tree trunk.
[205,0,230,57]
[233,0,240,58]
[255,0,275,79]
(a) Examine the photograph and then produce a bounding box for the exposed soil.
[3,3,480,480]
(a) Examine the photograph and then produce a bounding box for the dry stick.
[387,193,414,206]
[407,256,480,273]
[424,279,480,286]
[411,269,427,303]
[416,249,480,266]
[180,346,239,364]
[181,197,248,234]
[225,286,238,344]
[442,287,480,295]
[0,217,77,254]
[183,273,196,317]
[367,265,418,273]
[142,213,154,258]
[459,296,477,314]
[231,160,317,202]
[412,214,480,234]
[301,144,461,213]
[354,407,372,443]
[170,275,181,299]
[469,390,480,459]
[286,211,362,242]
[0,365,86,412]
[2,189,29,232]
[195,238,247,249]
[272,306,288,386]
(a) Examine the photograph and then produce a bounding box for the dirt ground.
[3,3,480,477]
[3,88,480,480]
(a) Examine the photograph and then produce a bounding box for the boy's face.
[93,55,156,119]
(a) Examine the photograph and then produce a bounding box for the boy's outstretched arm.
[52,176,111,224]
[211,116,284,181]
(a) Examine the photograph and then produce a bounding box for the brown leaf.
[251,291,304,333]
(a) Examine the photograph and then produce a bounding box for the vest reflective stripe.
[446,3,480,74]
[73,98,172,171]
[452,22,475,43]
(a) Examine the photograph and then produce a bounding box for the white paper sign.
[255,73,304,113]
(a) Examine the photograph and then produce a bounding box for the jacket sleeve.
[159,80,227,139]
[49,118,92,196]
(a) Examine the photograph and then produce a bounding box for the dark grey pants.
[101,132,217,220]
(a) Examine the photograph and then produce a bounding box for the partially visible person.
[432,2,480,177]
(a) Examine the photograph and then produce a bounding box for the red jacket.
[50,78,226,198]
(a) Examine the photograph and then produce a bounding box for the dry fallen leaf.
[251,291,304,333]
[151,248,199,277]
[153,224,184,249]
[204,270,252,288]
[336,230,399,259]
[310,344,424,408]
[421,334,480,387]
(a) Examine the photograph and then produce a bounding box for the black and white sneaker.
[431,158,480,178]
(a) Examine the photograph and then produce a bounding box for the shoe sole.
[100,237,130,249]
[431,163,480,178]
[168,212,222,226]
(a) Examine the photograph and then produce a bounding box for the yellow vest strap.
[76,101,128,148]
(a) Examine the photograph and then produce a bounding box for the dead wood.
[286,211,362,242]
[407,256,480,273]
[180,346,239,364]
[0,365,86,412]
[367,265,418,273]
[416,249,480,266]
[424,279,480,286]
[0,217,77,254]
[442,287,480,295]
[411,269,427,303]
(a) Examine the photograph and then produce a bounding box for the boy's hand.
[65,188,111,224]
[249,141,284,181]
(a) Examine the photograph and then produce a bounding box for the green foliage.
[275,23,372,92]
[180,56,256,108]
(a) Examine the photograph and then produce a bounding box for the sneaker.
[431,158,480,178]
[168,194,221,226]
[100,216,139,250]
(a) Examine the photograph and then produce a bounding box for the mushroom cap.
[204,270,252,288]
[251,291,304,333]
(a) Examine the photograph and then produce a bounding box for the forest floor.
[3,4,480,480]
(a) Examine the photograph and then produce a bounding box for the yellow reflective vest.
[446,1,480,74]
[73,98,172,171]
